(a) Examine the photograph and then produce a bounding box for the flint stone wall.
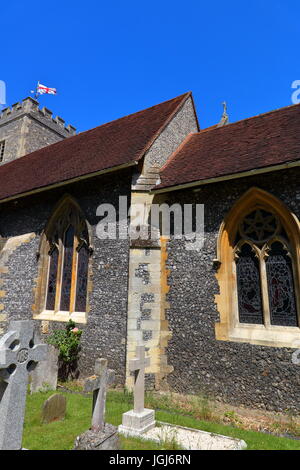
[165,167,300,412]
[0,169,132,384]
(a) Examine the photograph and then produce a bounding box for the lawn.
[22,388,300,451]
[23,389,168,451]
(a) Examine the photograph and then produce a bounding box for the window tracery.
[235,209,298,327]
[34,196,91,323]
[215,188,300,347]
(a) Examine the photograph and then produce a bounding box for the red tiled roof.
[0,92,191,202]
[156,103,300,191]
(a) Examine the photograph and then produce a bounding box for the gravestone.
[42,393,66,424]
[30,344,58,393]
[118,345,155,436]
[85,358,115,432]
[0,320,47,450]
[74,358,119,450]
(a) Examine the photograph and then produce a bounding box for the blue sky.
[1,0,300,132]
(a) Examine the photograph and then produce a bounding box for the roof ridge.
[0,92,193,203]
[198,102,300,136]
[77,92,191,136]
[0,92,191,171]
[156,101,300,192]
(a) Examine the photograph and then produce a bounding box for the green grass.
[23,390,166,450]
[22,389,300,450]
[154,412,300,451]
[23,390,91,450]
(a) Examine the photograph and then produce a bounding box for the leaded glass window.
[46,245,59,311]
[44,199,91,315]
[75,244,89,313]
[239,209,280,244]
[266,241,298,327]
[60,225,75,311]
[236,243,263,324]
[235,208,299,327]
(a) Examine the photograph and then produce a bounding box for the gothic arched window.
[265,241,298,327]
[34,196,91,324]
[215,188,300,348]
[235,242,263,325]
[234,209,298,327]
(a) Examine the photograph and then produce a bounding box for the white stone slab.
[119,409,156,436]
[136,421,247,450]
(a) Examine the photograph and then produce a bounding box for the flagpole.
[35,81,40,100]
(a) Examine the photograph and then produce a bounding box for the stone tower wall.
[0,97,76,164]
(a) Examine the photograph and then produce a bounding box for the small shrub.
[46,320,82,381]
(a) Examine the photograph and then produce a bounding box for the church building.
[0,92,299,413]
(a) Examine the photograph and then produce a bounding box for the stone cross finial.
[217,101,229,127]
[84,358,115,432]
[0,320,47,450]
[129,345,150,413]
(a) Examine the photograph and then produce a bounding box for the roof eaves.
[152,159,300,194]
[0,160,138,205]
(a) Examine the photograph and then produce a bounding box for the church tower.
[0,97,76,165]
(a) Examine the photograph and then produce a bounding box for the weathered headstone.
[30,344,58,393]
[42,393,66,424]
[0,320,47,450]
[85,358,115,432]
[74,358,119,450]
[118,345,155,436]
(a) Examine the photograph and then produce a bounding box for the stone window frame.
[0,236,6,252]
[215,187,300,348]
[0,140,5,162]
[33,194,93,324]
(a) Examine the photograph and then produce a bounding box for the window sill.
[215,321,300,348]
[33,310,87,324]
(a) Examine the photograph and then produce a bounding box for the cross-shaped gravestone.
[129,344,150,413]
[118,344,155,436]
[0,320,47,450]
[84,358,115,432]
[74,359,119,450]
